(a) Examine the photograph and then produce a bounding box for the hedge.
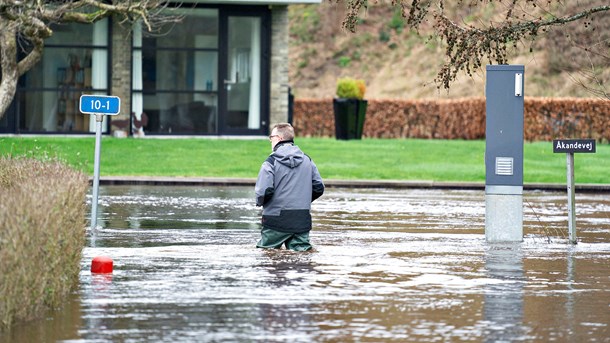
[293,97,609,142]
[0,157,88,329]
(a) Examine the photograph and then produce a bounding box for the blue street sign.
[80,95,121,115]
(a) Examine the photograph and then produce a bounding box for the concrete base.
[485,191,523,242]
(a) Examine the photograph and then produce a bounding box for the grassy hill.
[288,1,609,100]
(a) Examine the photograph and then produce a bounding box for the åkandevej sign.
[553,139,596,154]
[79,95,120,115]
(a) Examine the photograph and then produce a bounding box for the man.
[255,123,324,251]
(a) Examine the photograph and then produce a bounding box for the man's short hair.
[273,123,295,141]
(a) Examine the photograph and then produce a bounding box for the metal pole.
[566,152,577,244]
[91,114,104,230]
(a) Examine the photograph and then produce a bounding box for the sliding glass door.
[219,10,269,135]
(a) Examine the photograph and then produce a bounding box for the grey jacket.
[255,141,324,233]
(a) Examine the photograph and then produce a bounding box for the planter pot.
[333,98,368,140]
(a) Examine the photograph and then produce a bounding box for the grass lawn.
[1,136,608,184]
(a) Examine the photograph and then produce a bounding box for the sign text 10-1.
[79,95,121,115]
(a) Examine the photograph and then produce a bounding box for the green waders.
[256,227,312,251]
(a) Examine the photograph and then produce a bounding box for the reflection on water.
[2,186,609,342]
[484,244,526,341]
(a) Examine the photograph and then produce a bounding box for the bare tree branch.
[337,0,610,93]
[0,0,182,120]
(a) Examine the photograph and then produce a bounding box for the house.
[0,0,319,137]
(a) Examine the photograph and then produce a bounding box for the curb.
[94,176,610,193]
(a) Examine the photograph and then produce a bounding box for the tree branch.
[338,0,610,90]
[0,0,182,120]
[433,5,610,89]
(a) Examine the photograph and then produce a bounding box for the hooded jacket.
[255,141,324,233]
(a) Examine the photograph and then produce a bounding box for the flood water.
[3,186,610,342]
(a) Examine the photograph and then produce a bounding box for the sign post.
[80,95,120,230]
[553,139,596,244]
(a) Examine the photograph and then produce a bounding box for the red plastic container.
[91,256,113,274]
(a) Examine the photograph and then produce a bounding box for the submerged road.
[2,185,609,342]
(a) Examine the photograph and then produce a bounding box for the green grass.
[1,137,609,184]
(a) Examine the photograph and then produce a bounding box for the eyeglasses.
[268,134,280,141]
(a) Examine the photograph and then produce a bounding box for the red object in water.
[91,256,113,274]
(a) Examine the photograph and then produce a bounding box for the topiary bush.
[336,77,366,100]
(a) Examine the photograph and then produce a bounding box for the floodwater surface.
[2,186,609,342]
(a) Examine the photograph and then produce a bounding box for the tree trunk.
[0,22,19,120]
[0,21,44,121]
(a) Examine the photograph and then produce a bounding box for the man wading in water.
[255,123,325,251]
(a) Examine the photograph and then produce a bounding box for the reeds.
[0,157,88,329]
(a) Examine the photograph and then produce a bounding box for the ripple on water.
[2,186,608,343]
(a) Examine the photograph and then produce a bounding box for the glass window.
[142,93,217,134]
[24,48,106,90]
[133,8,219,135]
[136,49,218,92]
[17,19,109,133]
[18,91,96,132]
[133,9,218,49]
[47,22,96,46]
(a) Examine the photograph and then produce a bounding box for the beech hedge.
[293,97,609,142]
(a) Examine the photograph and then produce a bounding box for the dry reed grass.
[0,157,88,330]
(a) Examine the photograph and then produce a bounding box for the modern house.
[0,0,319,137]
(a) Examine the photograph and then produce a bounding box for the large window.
[16,19,110,133]
[225,16,262,131]
[133,9,219,134]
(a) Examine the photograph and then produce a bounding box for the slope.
[288,1,609,100]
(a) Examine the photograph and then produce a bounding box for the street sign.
[553,139,596,154]
[80,94,121,233]
[79,95,120,115]
[553,138,597,244]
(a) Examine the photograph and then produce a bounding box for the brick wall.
[110,18,132,131]
[270,6,290,130]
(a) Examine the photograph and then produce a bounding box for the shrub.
[388,9,405,33]
[379,29,390,42]
[336,77,366,100]
[338,56,351,68]
[0,157,88,329]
